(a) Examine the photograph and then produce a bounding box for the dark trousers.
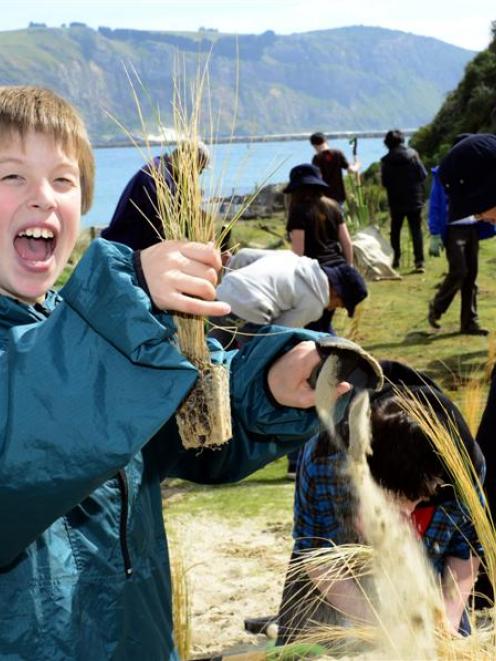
[390,209,424,267]
[430,225,479,329]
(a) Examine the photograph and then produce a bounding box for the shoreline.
[93,128,417,150]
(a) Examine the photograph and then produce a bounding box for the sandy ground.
[169,514,293,659]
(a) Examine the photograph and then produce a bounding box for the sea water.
[84,137,387,228]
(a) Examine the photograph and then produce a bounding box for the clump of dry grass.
[484,333,496,382]
[460,334,496,436]
[169,537,192,660]
[462,376,486,437]
[117,62,283,449]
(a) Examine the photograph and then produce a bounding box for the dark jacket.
[0,239,321,660]
[381,145,427,212]
[101,155,174,249]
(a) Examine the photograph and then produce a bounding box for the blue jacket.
[428,166,495,242]
[0,239,321,660]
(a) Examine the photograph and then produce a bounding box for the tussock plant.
[170,541,192,661]
[119,62,274,449]
[462,376,486,437]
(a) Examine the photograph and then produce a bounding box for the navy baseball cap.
[321,263,368,317]
[438,133,496,221]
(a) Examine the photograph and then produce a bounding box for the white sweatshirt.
[217,249,330,327]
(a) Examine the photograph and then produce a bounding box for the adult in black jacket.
[102,142,210,250]
[381,130,428,271]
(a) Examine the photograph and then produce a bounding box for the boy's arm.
[415,155,428,181]
[380,160,389,188]
[159,331,329,484]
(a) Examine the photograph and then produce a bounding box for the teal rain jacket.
[0,239,321,661]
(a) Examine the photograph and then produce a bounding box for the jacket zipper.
[116,470,133,578]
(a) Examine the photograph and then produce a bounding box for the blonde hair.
[0,86,95,214]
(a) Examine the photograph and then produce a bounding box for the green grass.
[226,212,288,250]
[164,457,294,526]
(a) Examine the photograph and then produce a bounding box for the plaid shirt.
[293,435,482,575]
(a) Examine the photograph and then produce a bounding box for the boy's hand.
[140,240,232,316]
[267,341,351,409]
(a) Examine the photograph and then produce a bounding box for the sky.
[4,1,495,52]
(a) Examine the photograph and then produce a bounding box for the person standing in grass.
[309,131,359,207]
[285,164,353,266]
[427,135,495,335]
[285,163,354,333]
[380,129,427,272]
[0,85,350,661]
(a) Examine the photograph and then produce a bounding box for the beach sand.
[169,514,292,658]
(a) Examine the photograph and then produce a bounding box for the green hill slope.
[411,22,496,164]
[0,24,475,142]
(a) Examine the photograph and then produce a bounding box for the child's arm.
[428,170,447,239]
[439,501,483,634]
[155,333,351,484]
[442,554,480,634]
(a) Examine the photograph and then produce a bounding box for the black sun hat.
[438,133,496,221]
[283,163,332,194]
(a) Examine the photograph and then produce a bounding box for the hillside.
[0,24,475,142]
[411,21,496,165]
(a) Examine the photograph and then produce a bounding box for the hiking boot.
[428,304,441,330]
[460,325,489,336]
[414,264,425,274]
